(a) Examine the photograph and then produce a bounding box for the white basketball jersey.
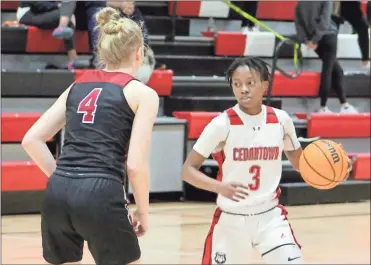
[212,105,287,213]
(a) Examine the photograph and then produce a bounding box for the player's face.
[230,65,268,109]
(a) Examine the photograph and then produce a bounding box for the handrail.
[266,38,303,106]
[222,0,303,107]
[166,0,178,42]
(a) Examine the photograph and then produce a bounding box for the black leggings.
[19,2,76,52]
[229,1,258,28]
[314,34,347,107]
[339,1,370,61]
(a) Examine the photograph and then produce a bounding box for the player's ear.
[136,45,144,62]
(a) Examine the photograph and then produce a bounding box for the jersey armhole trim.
[120,79,137,117]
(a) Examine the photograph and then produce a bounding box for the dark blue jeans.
[74,1,105,52]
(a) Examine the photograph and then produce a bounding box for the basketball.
[299,140,349,190]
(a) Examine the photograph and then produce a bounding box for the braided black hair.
[225,56,272,87]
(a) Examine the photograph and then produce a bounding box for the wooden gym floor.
[2,201,370,264]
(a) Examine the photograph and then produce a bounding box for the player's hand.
[130,210,149,237]
[216,182,249,202]
[307,41,317,50]
[339,144,352,181]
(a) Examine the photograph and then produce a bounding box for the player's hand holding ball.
[130,210,149,237]
[299,139,352,190]
[216,182,249,201]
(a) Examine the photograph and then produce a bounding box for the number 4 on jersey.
[77,88,102,124]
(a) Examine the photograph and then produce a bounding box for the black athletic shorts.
[41,171,140,265]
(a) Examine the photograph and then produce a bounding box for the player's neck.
[103,65,137,76]
[238,104,263,116]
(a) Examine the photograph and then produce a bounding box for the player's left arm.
[282,112,302,172]
[22,86,71,177]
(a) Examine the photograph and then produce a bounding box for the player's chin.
[238,98,254,108]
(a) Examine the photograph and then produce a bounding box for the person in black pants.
[333,1,370,69]
[295,1,357,113]
[228,1,259,32]
[16,1,77,69]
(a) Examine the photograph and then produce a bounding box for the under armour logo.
[253,126,261,131]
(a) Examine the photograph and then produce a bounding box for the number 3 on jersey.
[248,165,261,191]
[77,88,102,124]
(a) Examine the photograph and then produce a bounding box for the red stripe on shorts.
[202,208,222,265]
[277,204,302,249]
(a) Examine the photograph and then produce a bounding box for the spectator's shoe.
[241,26,260,34]
[67,62,75,70]
[340,104,358,114]
[317,107,332,113]
[52,27,74,40]
[155,64,167,70]
[361,61,370,74]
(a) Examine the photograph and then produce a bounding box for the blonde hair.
[95,7,144,67]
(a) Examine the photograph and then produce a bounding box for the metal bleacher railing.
[223,1,304,106]
[168,1,305,106]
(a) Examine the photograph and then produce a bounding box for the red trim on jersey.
[266,106,279,124]
[74,70,135,87]
[274,187,281,200]
[277,204,302,249]
[202,208,222,265]
[212,151,226,182]
[226,108,244,125]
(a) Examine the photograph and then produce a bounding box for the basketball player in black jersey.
[22,7,159,265]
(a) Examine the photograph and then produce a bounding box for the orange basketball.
[299,140,349,190]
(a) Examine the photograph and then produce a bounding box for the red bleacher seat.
[215,32,247,57]
[168,1,202,17]
[75,69,174,96]
[1,1,19,11]
[146,69,174,96]
[257,1,297,21]
[1,161,48,192]
[173,111,219,139]
[26,26,90,53]
[1,112,42,142]
[307,113,371,138]
[351,153,371,180]
[271,72,320,96]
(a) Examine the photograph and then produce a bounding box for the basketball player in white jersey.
[181,57,304,264]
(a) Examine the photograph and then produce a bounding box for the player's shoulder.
[268,106,291,122]
[126,80,159,100]
[207,111,230,130]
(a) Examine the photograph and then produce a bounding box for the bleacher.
[1,1,370,215]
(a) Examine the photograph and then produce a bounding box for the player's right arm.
[124,81,159,231]
[181,114,249,201]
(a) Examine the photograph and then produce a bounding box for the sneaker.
[67,62,75,70]
[361,61,370,74]
[340,104,358,113]
[52,26,74,39]
[241,26,259,34]
[318,107,333,113]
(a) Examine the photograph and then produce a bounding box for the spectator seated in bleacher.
[72,1,106,68]
[16,1,77,69]
[107,0,155,83]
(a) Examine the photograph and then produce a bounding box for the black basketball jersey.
[56,70,135,182]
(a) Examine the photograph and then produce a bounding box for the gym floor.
[2,201,370,264]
